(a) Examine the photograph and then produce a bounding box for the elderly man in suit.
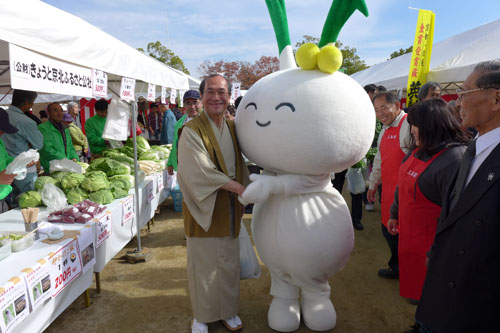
[415,60,500,332]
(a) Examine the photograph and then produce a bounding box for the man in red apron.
[367,92,410,279]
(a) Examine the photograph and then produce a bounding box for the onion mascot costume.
[236,0,374,331]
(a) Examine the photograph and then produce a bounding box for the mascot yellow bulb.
[235,0,374,331]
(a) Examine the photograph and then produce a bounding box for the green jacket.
[0,139,14,200]
[38,121,78,172]
[85,115,107,154]
[166,114,187,171]
[68,123,88,152]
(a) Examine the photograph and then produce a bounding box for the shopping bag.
[239,222,261,280]
[5,149,39,180]
[49,159,83,174]
[346,167,366,194]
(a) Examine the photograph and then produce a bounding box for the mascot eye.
[245,102,257,110]
[275,102,295,112]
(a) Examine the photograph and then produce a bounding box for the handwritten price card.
[96,211,112,248]
[122,195,134,226]
[49,238,82,297]
[120,77,136,102]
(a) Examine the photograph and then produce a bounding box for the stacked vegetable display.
[18,139,171,208]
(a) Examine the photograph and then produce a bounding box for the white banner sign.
[120,77,136,102]
[169,88,177,104]
[0,276,30,332]
[92,69,108,98]
[178,89,186,107]
[146,181,155,202]
[49,238,83,297]
[157,173,164,194]
[22,258,52,312]
[122,195,134,226]
[78,226,96,274]
[96,211,112,248]
[9,43,93,97]
[147,83,156,101]
[161,87,167,104]
[231,82,241,101]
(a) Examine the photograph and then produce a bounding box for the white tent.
[351,18,500,92]
[0,0,189,94]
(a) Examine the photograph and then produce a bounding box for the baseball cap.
[0,108,18,134]
[62,113,74,123]
[183,90,200,101]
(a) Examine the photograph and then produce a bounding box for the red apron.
[379,113,407,227]
[397,149,445,300]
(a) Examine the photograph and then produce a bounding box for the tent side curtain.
[0,0,189,90]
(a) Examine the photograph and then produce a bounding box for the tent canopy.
[0,0,189,95]
[351,19,500,91]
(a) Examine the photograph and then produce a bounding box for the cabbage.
[81,171,110,192]
[88,189,114,204]
[18,191,42,208]
[35,176,58,191]
[126,136,150,153]
[104,151,134,165]
[89,157,130,177]
[51,171,72,183]
[109,175,134,190]
[66,187,89,205]
[76,162,89,173]
[110,183,128,199]
[139,151,160,161]
[60,173,86,191]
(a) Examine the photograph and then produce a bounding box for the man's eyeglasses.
[456,87,484,100]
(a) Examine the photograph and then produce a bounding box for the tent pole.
[131,101,142,252]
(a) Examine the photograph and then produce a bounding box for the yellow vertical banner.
[406,10,435,107]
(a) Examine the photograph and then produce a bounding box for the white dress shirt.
[466,126,500,186]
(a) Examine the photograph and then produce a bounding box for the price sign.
[49,238,82,297]
[231,82,241,101]
[122,195,134,226]
[77,226,96,274]
[157,173,164,193]
[161,86,167,104]
[146,181,155,202]
[0,276,30,332]
[96,211,112,248]
[178,89,186,107]
[22,258,52,312]
[120,77,136,102]
[147,83,156,101]
[169,88,177,104]
[92,69,108,98]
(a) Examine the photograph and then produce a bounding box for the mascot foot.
[268,296,300,332]
[301,297,337,331]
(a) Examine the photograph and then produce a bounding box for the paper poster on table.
[120,77,136,102]
[9,43,93,98]
[169,88,177,104]
[77,226,96,274]
[0,275,30,332]
[92,69,108,98]
[160,86,167,104]
[157,173,164,194]
[21,257,52,313]
[146,181,155,202]
[49,238,83,297]
[96,211,112,248]
[121,195,134,226]
[147,83,156,101]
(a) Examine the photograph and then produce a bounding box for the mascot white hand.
[235,0,373,331]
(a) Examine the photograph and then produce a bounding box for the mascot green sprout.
[236,0,374,331]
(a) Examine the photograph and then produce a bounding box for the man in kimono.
[177,74,249,333]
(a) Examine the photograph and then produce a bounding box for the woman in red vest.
[387,99,470,304]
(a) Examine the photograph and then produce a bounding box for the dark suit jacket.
[416,141,500,332]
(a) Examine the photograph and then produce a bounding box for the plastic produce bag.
[41,183,68,212]
[103,97,130,141]
[239,223,261,280]
[346,167,366,195]
[49,159,83,174]
[167,173,178,191]
[5,149,39,180]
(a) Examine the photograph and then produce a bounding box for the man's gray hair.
[67,102,78,111]
[418,81,441,101]
[473,60,500,75]
[476,71,500,90]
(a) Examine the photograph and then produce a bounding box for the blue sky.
[43,0,500,79]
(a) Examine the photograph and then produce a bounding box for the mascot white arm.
[235,0,374,331]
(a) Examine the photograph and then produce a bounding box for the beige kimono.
[177,112,248,323]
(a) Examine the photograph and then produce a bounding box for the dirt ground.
[45,193,416,333]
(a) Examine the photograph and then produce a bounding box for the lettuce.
[34,176,58,191]
[18,191,42,208]
[81,171,110,192]
[88,189,114,205]
[66,187,89,205]
[60,173,86,191]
